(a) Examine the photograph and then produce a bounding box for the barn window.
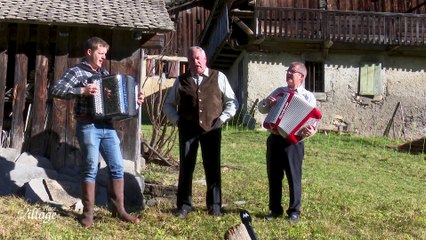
[304,61,324,92]
[146,59,188,78]
[359,63,382,97]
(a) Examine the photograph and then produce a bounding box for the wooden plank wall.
[328,0,426,13]
[28,25,50,156]
[10,25,29,149]
[0,23,142,169]
[49,26,90,169]
[256,0,319,8]
[0,23,8,142]
[110,30,142,163]
[255,0,426,14]
[49,26,72,169]
[151,5,211,56]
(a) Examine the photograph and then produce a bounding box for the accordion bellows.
[263,90,322,144]
[89,74,138,120]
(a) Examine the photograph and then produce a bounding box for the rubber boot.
[109,179,141,224]
[79,182,95,227]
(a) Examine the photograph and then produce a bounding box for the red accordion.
[263,90,322,144]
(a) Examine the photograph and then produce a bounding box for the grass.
[1,128,425,239]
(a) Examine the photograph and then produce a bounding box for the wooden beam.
[10,24,29,150]
[322,39,333,58]
[215,57,237,63]
[167,0,203,12]
[387,45,400,52]
[405,1,426,13]
[217,52,241,58]
[211,62,234,68]
[110,29,141,161]
[0,23,8,145]
[230,9,254,18]
[141,33,165,49]
[29,25,50,155]
[146,55,188,62]
[49,26,70,169]
[232,16,254,36]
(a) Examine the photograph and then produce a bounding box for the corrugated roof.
[0,0,175,32]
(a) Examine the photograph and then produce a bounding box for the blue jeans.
[76,121,124,182]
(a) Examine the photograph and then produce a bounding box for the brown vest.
[178,69,223,131]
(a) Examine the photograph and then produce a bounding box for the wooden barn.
[199,0,426,139]
[141,1,214,96]
[162,0,214,56]
[0,0,174,169]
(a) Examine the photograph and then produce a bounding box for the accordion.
[89,74,138,120]
[263,90,322,144]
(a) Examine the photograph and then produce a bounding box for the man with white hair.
[164,46,238,218]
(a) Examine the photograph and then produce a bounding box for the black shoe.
[288,213,299,224]
[265,212,283,221]
[208,207,222,217]
[208,210,222,217]
[175,208,191,218]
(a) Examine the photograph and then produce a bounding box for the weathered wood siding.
[256,0,426,14]
[109,31,142,165]
[0,24,8,145]
[29,25,50,156]
[10,25,29,149]
[0,23,142,169]
[327,0,426,13]
[256,7,426,46]
[147,5,211,56]
[257,0,319,8]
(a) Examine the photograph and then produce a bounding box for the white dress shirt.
[163,67,239,125]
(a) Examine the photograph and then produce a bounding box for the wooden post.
[399,102,406,139]
[49,26,70,169]
[383,102,400,137]
[10,24,29,150]
[110,30,141,161]
[61,27,90,167]
[0,23,8,147]
[29,25,50,155]
[135,48,145,172]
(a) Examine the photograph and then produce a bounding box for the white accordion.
[263,90,322,144]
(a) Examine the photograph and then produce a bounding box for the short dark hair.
[84,37,110,52]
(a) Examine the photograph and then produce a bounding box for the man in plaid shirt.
[51,37,143,227]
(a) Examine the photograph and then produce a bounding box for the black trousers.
[176,123,222,211]
[266,133,304,216]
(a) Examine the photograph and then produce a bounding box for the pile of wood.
[224,210,258,240]
[396,137,426,154]
[224,224,251,240]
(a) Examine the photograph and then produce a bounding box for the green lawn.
[1,129,425,239]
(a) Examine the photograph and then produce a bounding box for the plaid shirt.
[51,59,109,117]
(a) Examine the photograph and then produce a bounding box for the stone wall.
[242,52,426,140]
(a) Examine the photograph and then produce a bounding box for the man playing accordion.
[258,62,318,224]
[51,37,144,227]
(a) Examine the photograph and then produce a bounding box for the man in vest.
[163,46,238,218]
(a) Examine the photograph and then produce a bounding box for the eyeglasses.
[287,69,304,76]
